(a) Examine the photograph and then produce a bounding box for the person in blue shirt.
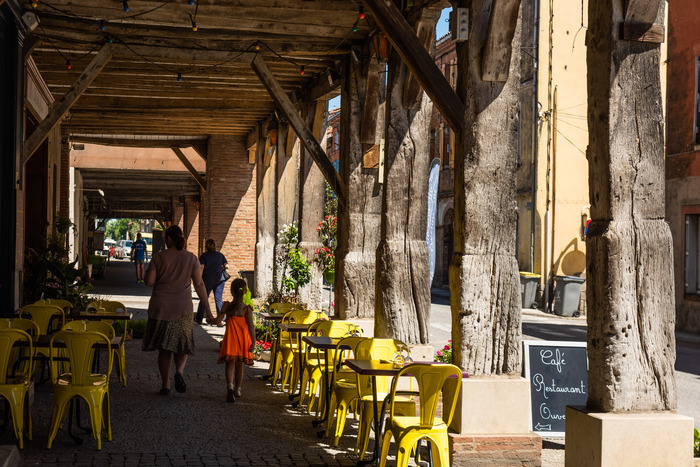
[131,232,148,283]
[196,238,228,324]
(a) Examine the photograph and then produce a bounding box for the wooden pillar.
[59,131,70,218]
[565,7,693,465]
[255,128,276,297]
[585,0,675,413]
[183,194,199,254]
[374,12,437,344]
[336,57,384,319]
[297,101,326,309]
[273,122,299,291]
[450,0,522,375]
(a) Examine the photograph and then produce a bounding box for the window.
[695,57,700,145]
[334,130,339,152]
[685,211,700,294]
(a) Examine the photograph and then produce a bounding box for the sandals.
[174,372,187,393]
[234,387,242,398]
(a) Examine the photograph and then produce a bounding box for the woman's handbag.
[222,265,231,281]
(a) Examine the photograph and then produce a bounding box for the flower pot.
[323,270,335,284]
[255,350,271,362]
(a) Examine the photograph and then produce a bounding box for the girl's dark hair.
[228,278,248,315]
[164,225,186,250]
[205,238,216,251]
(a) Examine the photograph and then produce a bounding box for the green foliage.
[434,340,453,363]
[282,249,312,294]
[314,182,338,274]
[23,234,93,310]
[324,181,338,220]
[106,218,139,241]
[113,318,148,339]
[694,427,699,458]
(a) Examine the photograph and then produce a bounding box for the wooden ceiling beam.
[251,54,346,208]
[361,0,464,131]
[171,147,206,191]
[23,42,117,164]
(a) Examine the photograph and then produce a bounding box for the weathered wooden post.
[273,121,299,293]
[565,1,694,464]
[336,56,384,319]
[255,125,276,297]
[297,101,326,310]
[374,11,437,346]
[447,0,542,463]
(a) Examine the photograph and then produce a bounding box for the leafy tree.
[105,218,139,240]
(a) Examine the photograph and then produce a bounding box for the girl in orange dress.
[213,278,255,402]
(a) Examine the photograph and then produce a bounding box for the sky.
[328,8,451,110]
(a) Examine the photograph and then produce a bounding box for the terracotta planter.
[255,350,271,362]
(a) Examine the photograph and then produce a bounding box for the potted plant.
[253,340,272,361]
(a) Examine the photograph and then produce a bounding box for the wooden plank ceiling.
[25,0,382,138]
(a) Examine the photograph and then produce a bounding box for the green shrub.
[113,318,148,339]
[694,427,699,458]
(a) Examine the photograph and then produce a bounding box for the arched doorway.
[441,208,454,287]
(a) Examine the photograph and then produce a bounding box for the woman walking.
[143,225,213,395]
[196,238,229,325]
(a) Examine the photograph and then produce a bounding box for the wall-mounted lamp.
[267,116,279,147]
[373,33,390,62]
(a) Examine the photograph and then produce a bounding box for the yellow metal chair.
[47,329,113,450]
[85,300,127,387]
[379,363,462,467]
[300,321,362,414]
[62,321,117,381]
[0,319,40,379]
[20,304,65,381]
[278,310,327,393]
[354,339,415,459]
[323,335,368,444]
[0,328,34,449]
[34,299,73,314]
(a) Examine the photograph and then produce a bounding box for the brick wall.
[203,135,256,303]
[449,434,542,466]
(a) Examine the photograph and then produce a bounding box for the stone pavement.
[12,259,565,466]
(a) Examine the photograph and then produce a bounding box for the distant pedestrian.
[131,233,148,283]
[195,238,229,325]
[143,225,213,395]
[212,278,255,402]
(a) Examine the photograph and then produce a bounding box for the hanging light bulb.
[254,43,260,51]
[299,65,305,75]
[31,0,38,8]
[190,15,197,31]
[122,0,129,12]
[188,0,195,4]
[358,6,365,19]
[352,20,358,32]
[177,73,183,82]
[99,21,106,31]
[65,59,71,70]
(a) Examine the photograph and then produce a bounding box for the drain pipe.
[530,0,540,273]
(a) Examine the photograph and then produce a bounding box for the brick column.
[172,197,184,230]
[204,135,256,303]
[59,132,70,218]
[183,194,200,254]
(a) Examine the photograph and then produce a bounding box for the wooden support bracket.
[361,0,464,131]
[403,9,440,109]
[250,54,346,208]
[23,42,116,165]
[171,147,206,191]
[620,22,664,43]
[624,0,664,24]
[481,0,522,82]
[361,60,382,144]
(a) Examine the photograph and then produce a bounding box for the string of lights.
[30,0,369,80]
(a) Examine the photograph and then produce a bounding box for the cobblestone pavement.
[12,259,565,466]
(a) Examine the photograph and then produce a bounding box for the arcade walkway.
[17,258,565,466]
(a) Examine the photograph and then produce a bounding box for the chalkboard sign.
[523,340,588,436]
